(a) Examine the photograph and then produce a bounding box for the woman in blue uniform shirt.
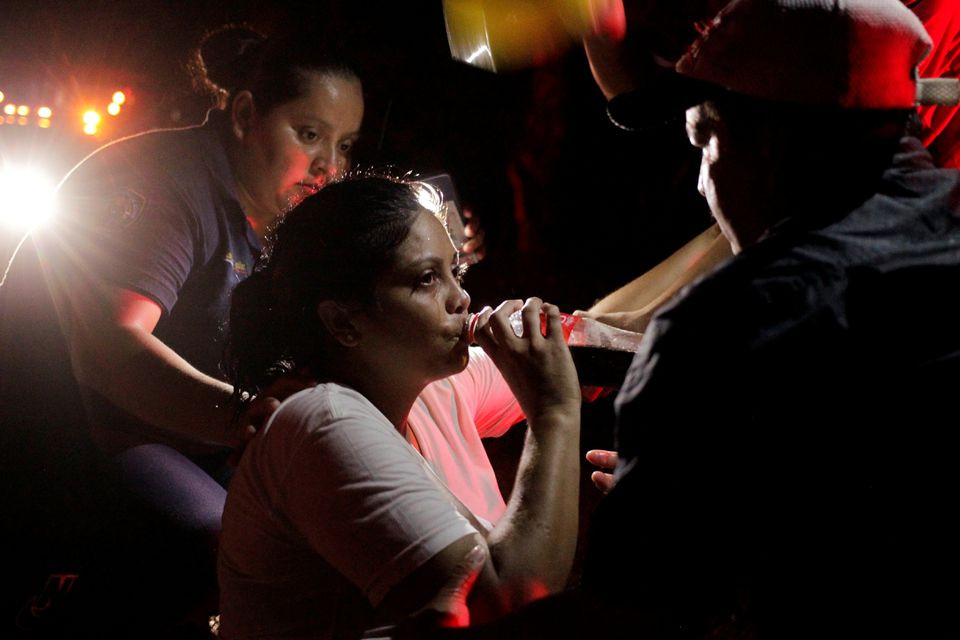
[1,24,363,636]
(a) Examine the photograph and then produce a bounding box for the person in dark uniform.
[0,24,363,637]
[584,0,960,636]
[389,1,960,638]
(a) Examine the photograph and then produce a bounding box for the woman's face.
[354,209,472,385]
[236,71,364,222]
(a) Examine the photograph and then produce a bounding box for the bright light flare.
[0,166,58,231]
[37,106,52,118]
[82,110,101,125]
[83,123,98,135]
[16,105,29,116]
[107,102,121,116]
[112,91,126,105]
[3,104,15,116]
[0,90,5,103]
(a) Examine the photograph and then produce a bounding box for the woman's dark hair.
[224,174,427,396]
[190,23,358,115]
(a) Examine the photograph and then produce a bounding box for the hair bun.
[191,24,266,103]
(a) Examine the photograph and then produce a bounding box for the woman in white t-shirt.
[219,174,581,639]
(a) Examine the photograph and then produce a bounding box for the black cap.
[605,71,721,132]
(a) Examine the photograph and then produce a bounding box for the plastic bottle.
[507,310,641,350]
[469,309,642,387]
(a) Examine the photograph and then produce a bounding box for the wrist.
[232,390,254,422]
[524,403,580,431]
[217,390,253,431]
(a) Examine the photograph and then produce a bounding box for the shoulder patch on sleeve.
[107,188,148,228]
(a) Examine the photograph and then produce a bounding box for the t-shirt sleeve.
[54,152,200,315]
[275,388,478,606]
[456,347,525,438]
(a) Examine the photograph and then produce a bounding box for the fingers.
[246,396,280,426]
[539,302,565,343]
[585,448,619,472]
[519,297,545,344]
[587,449,620,494]
[236,423,258,443]
[590,470,617,495]
[474,299,523,352]
[462,226,485,247]
[244,374,317,433]
[461,208,486,263]
[460,235,486,261]
[586,450,619,494]
[474,298,570,349]
[467,306,493,344]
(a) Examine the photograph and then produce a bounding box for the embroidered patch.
[224,251,248,280]
[107,188,147,227]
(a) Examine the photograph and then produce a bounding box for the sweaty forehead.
[394,209,456,264]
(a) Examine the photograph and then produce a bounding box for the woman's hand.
[472,299,580,425]
[585,449,619,494]
[228,373,318,464]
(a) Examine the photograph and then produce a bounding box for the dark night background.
[0,0,712,581]
[0,0,711,311]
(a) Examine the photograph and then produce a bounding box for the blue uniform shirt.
[1,117,261,452]
[56,118,262,379]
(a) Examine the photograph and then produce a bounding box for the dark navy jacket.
[587,138,960,638]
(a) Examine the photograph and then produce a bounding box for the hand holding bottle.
[471,306,643,388]
[470,299,581,426]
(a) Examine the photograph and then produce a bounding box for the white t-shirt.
[406,348,523,524]
[218,348,523,639]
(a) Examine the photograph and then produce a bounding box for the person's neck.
[224,135,281,244]
[244,207,276,244]
[356,380,423,431]
[320,359,427,432]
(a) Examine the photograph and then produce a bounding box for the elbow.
[469,576,558,625]
[500,578,556,610]
[478,547,571,619]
